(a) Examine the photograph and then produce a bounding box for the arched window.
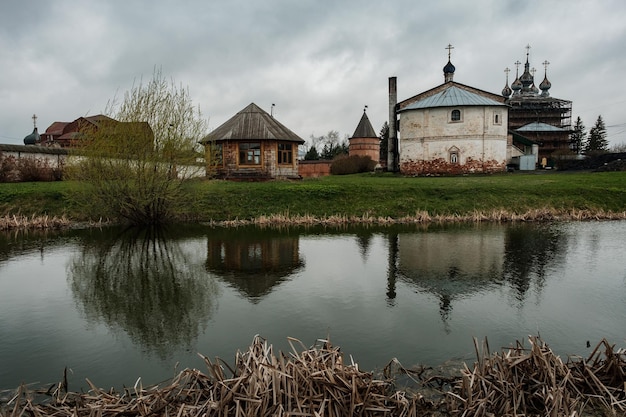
[494,112,502,125]
[449,146,460,164]
[451,109,461,122]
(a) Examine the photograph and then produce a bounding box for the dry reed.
[208,208,626,228]
[0,214,71,231]
[2,336,624,417]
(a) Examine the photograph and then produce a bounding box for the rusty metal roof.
[202,103,304,144]
[351,111,378,138]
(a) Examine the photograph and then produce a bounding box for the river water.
[0,221,625,392]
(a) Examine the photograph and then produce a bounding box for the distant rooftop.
[516,122,567,132]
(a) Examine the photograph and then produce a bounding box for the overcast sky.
[1,0,625,148]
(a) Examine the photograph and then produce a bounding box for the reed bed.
[209,208,626,228]
[0,214,71,230]
[2,336,624,417]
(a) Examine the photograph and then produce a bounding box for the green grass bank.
[1,171,626,225]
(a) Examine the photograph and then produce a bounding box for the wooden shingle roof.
[351,111,378,138]
[202,103,304,144]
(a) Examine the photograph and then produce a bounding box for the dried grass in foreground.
[0,214,71,231]
[2,336,625,417]
[211,208,626,228]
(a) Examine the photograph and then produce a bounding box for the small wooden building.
[201,103,305,180]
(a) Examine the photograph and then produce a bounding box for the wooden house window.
[239,142,261,165]
[278,143,293,164]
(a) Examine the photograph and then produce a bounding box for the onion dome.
[23,127,40,145]
[530,82,539,95]
[520,60,533,93]
[501,68,512,97]
[443,59,455,82]
[511,74,522,95]
[539,76,551,97]
[539,62,552,97]
[502,84,512,98]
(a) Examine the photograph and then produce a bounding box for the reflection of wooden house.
[201,103,305,180]
[205,235,304,301]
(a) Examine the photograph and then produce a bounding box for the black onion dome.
[539,75,551,91]
[443,59,456,74]
[502,84,513,97]
[23,127,40,145]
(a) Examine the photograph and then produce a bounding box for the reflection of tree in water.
[68,226,218,360]
[386,234,398,306]
[355,230,374,260]
[503,223,567,303]
[204,226,304,303]
[0,229,71,264]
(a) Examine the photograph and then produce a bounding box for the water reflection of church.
[387,224,565,324]
[205,232,305,301]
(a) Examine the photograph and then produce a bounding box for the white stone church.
[388,48,509,175]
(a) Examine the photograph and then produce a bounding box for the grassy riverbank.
[1,171,626,225]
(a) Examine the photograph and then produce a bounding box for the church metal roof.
[402,85,505,110]
[516,122,566,132]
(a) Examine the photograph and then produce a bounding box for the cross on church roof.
[445,43,454,60]
[32,114,37,128]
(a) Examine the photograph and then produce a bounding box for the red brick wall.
[349,137,380,163]
[298,160,332,178]
[400,158,506,175]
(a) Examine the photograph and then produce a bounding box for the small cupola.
[23,114,41,145]
[443,43,456,82]
[539,60,552,97]
[501,67,513,97]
